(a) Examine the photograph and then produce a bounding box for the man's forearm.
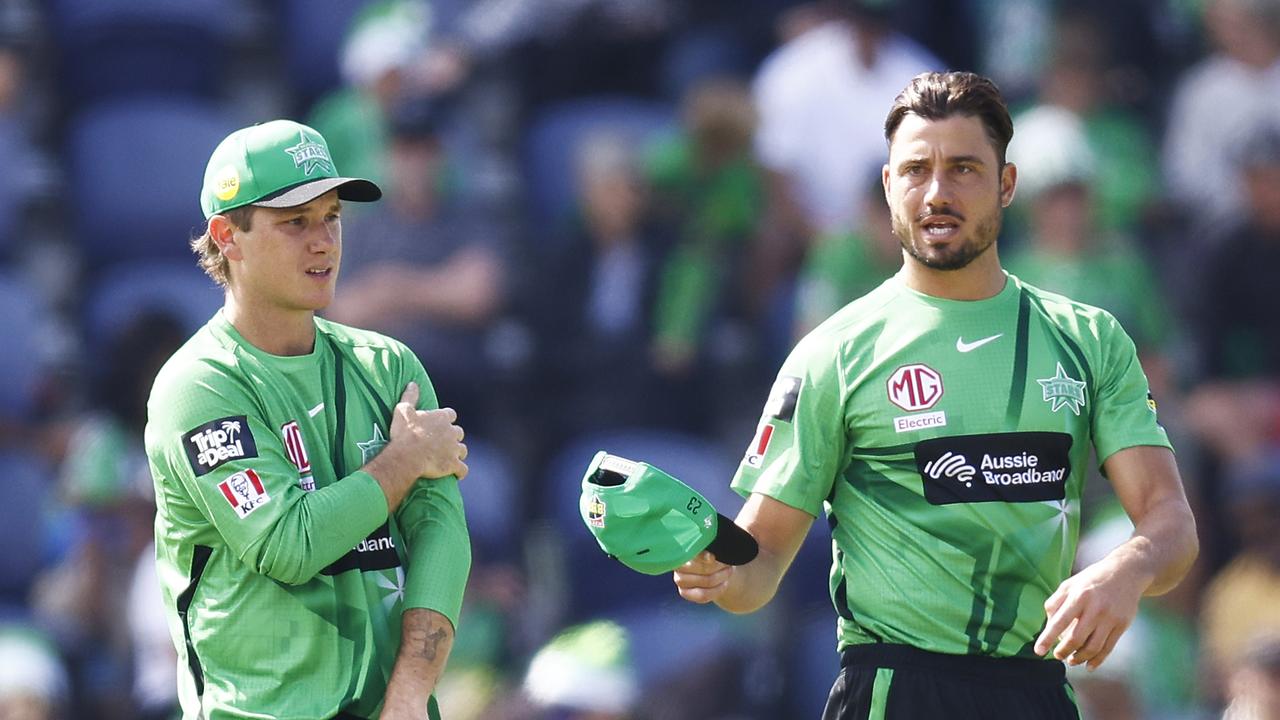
[1112,495,1198,597]
[382,608,455,717]
[714,546,791,614]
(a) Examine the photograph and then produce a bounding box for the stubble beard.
[893,206,1002,271]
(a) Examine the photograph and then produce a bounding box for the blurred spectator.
[517,131,689,453]
[125,542,176,720]
[644,78,764,375]
[792,168,898,338]
[1185,122,1280,469]
[1201,454,1280,703]
[29,311,186,719]
[327,96,507,433]
[1028,9,1160,235]
[440,0,674,110]
[1223,637,1280,720]
[0,625,68,720]
[0,42,53,261]
[1004,106,1172,384]
[523,620,637,719]
[753,0,939,237]
[307,0,431,189]
[750,0,938,322]
[1163,0,1280,233]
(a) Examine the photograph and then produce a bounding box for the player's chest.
[252,366,393,489]
[849,327,1092,441]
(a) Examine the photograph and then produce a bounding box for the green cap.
[580,451,758,575]
[200,119,382,218]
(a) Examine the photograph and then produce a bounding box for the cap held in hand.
[579,451,758,575]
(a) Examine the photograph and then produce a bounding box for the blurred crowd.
[1,0,1279,718]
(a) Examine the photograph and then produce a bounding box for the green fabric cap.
[200,119,382,218]
[580,451,757,575]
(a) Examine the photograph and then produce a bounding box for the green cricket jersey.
[733,272,1169,658]
[145,312,470,719]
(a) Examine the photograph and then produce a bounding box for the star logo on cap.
[285,131,334,176]
[1036,362,1087,415]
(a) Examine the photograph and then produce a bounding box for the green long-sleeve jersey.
[733,273,1170,658]
[145,312,470,719]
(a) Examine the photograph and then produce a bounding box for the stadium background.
[0,0,1277,718]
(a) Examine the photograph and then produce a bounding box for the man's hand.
[388,382,468,481]
[1034,557,1148,670]
[673,551,734,604]
[363,382,468,512]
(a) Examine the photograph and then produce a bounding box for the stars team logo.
[357,424,388,465]
[285,132,334,176]
[1037,363,1087,415]
[586,494,606,528]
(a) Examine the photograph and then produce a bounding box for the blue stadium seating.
[521,96,676,229]
[0,452,54,607]
[0,274,47,417]
[66,100,236,266]
[83,260,223,353]
[50,0,239,107]
[279,0,372,108]
[455,437,522,563]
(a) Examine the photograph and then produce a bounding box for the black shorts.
[822,644,1080,720]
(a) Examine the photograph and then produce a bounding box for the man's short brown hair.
[191,206,255,287]
[883,71,1015,165]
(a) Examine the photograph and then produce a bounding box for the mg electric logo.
[887,364,944,412]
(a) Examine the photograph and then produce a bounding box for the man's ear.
[208,214,243,261]
[1000,162,1018,208]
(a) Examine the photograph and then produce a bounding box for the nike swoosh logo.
[307,402,325,417]
[956,334,1004,353]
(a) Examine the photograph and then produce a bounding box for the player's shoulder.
[793,278,901,359]
[1014,274,1123,338]
[315,317,412,356]
[149,321,240,405]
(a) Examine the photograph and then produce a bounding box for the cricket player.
[145,119,471,720]
[673,71,1198,718]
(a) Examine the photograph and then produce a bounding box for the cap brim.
[704,513,758,566]
[253,177,382,209]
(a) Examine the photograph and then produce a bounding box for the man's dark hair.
[884,71,1015,165]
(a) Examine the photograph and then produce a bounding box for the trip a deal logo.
[915,432,1073,505]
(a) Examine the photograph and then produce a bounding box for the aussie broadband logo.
[915,432,1072,505]
[182,416,257,476]
[322,521,401,576]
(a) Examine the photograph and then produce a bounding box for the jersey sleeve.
[730,331,847,517]
[392,351,472,629]
[146,365,389,585]
[1090,311,1172,464]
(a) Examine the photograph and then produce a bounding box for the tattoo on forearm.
[405,619,450,662]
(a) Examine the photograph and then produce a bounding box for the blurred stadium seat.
[279,0,371,108]
[0,273,48,416]
[521,96,676,228]
[0,452,53,610]
[455,436,522,563]
[83,260,222,352]
[50,0,241,107]
[543,428,742,620]
[66,100,235,266]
